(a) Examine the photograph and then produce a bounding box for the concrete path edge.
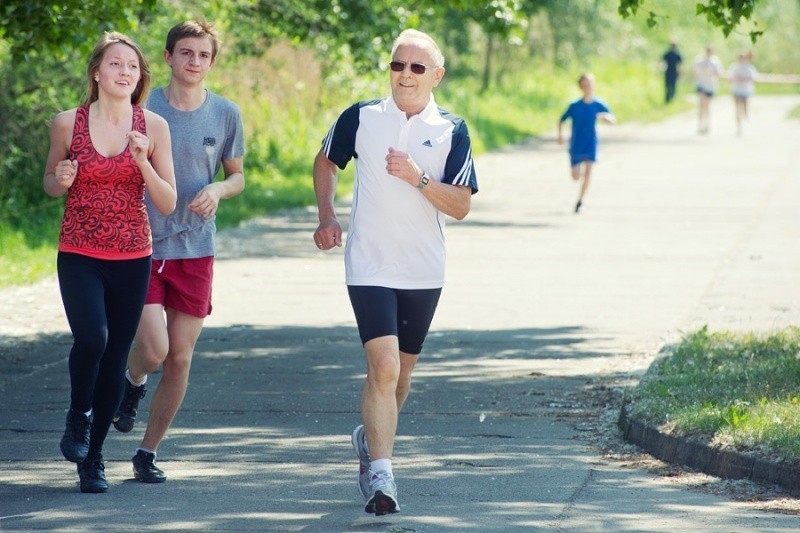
[618,404,800,496]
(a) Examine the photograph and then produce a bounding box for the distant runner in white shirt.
[693,45,723,134]
[728,51,758,135]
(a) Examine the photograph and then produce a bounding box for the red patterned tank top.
[58,104,152,259]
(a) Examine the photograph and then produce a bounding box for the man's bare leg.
[361,335,400,461]
[396,352,419,413]
[139,310,204,452]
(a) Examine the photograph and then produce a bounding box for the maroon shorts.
[145,257,214,318]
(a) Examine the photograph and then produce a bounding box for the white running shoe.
[351,424,371,500]
[364,470,399,516]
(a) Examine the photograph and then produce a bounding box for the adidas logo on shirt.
[422,139,433,147]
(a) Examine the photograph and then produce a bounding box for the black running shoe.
[77,454,108,493]
[575,200,582,213]
[132,450,167,483]
[60,409,92,463]
[113,380,146,433]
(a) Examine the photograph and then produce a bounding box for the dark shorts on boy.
[696,86,715,97]
[347,285,442,355]
[145,256,214,318]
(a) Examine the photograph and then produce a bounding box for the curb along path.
[619,406,800,495]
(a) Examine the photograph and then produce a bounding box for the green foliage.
[227,0,406,73]
[438,62,566,153]
[588,60,692,123]
[627,327,800,458]
[0,47,82,228]
[226,0,536,79]
[0,222,58,287]
[695,0,762,41]
[0,0,158,61]
[619,0,765,42]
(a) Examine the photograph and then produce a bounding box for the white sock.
[126,369,147,387]
[83,409,93,417]
[370,458,393,477]
[136,447,156,457]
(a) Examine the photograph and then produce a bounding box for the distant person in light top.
[112,20,245,485]
[728,51,758,136]
[558,72,616,214]
[692,45,724,134]
[312,28,478,516]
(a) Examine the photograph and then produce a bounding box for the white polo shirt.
[322,95,478,289]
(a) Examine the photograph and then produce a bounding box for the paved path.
[1,95,800,531]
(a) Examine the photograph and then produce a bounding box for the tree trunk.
[481,34,494,93]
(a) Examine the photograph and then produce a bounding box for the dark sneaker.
[77,454,108,493]
[113,380,146,433]
[352,424,371,500]
[132,450,166,483]
[60,409,92,463]
[574,200,582,213]
[364,471,399,516]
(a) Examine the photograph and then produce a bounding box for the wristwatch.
[416,172,430,190]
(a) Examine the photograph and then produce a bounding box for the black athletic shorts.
[347,285,442,355]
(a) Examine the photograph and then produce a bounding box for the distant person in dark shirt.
[662,41,683,104]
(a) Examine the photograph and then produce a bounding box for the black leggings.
[57,251,151,458]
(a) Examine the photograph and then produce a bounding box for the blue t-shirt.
[559,98,610,162]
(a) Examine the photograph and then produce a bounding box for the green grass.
[626,326,800,460]
[0,224,58,286]
[591,59,695,123]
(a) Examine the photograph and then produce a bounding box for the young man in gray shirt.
[112,20,245,483]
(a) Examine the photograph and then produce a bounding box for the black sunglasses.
[389,61,433,75]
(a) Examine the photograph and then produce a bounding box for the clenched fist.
[126,130,150,164]
[54,159,78,189]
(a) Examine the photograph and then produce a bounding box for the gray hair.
[391,29,445,68]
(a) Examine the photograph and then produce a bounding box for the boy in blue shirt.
[558,73,615,213]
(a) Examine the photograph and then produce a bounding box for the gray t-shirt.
[145,87,245,259]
